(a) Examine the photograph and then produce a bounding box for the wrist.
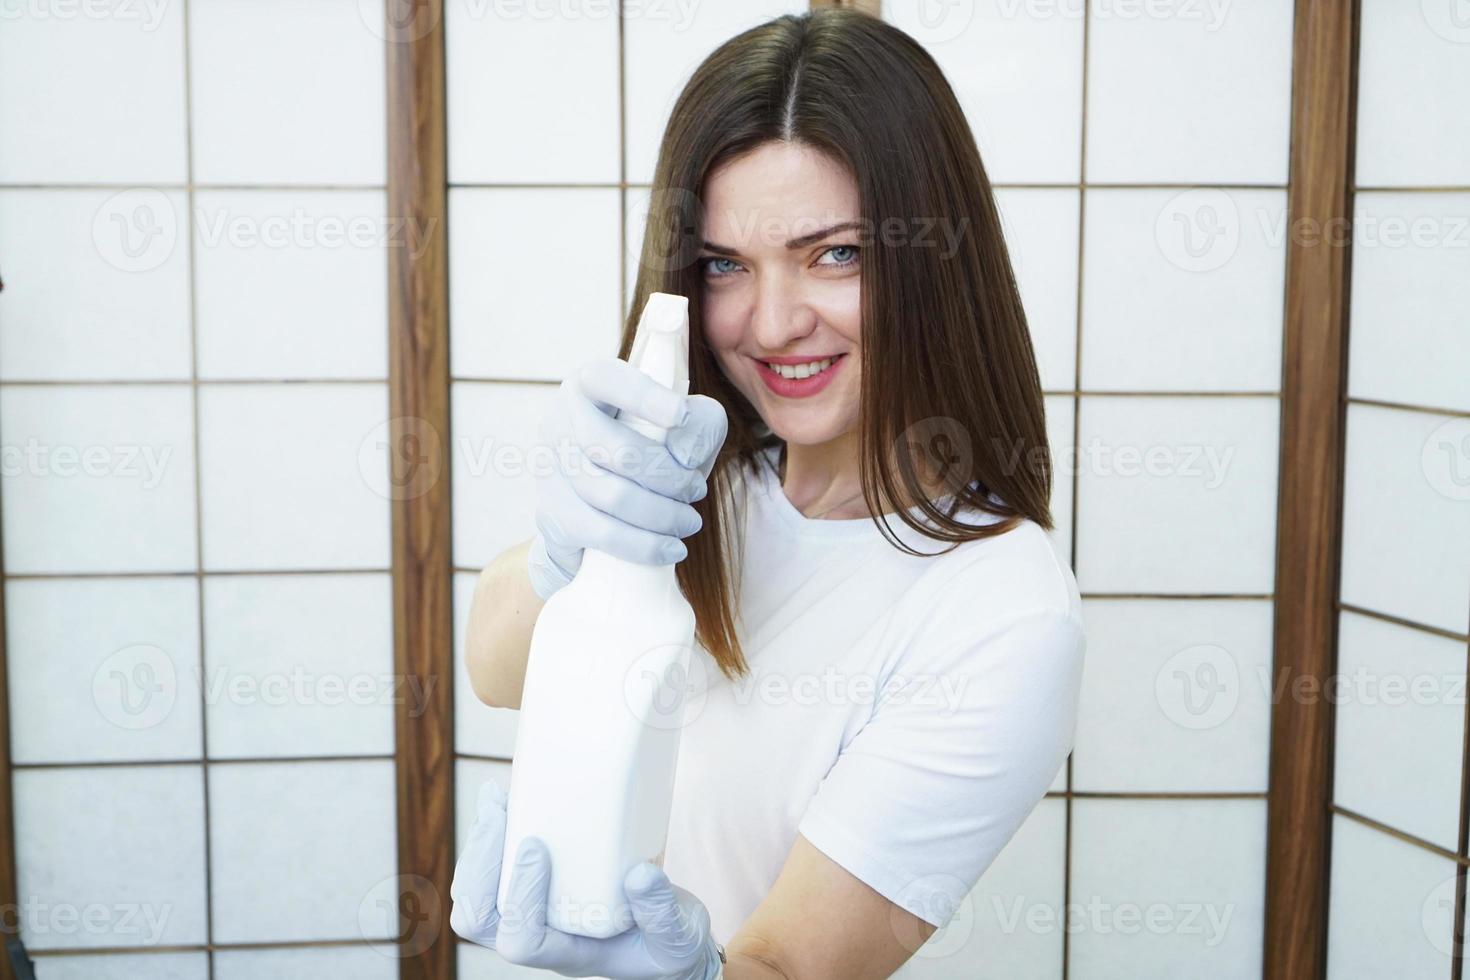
[526,533,575,600]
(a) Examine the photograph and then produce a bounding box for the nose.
[749,270,819,353]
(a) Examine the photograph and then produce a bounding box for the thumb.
[625,863,709,963]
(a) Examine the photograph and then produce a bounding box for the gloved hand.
[527,356,728,600]
[450,780,723,980]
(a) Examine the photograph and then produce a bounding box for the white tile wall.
[886,0,1084,184]
[193,190,389,380]
[0,2,187,183]
[213,946,397,980]
[6,577,202,764]
[0,385,198,574]
[455,572,520,758]
[1355,0,1470,187]
[14,766,208,950]
[0,190,192,381]
[623,0,809,184]
[1084,0,1293,184]
[33,952,209,980]
[451,382,557,570]
[197,383,391,571]
[1332,611,1465,851]
[996,188,1081,392]
[1044,394,1075,565]
[446,0,620,184]
[893,798,1066,980]
[457,940,551,980]
[1325,816,1459,978]
[1347,191,1470,414]
[1068,799,1266,979]
[208,760,397,944]
[1075,396,1280,594]
[202,573,395,759]
[1080,188,1286,393]
[1339,404,1470,635]
[188,0,386,185]
[449,188,623,380]
[1072,599,1273,793]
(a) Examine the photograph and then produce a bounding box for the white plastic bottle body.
[498,552,699,938]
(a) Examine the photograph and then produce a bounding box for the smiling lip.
[754,353,847,399]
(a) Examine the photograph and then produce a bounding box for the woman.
[451,9,1085,979]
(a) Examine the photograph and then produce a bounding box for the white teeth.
[766,357,834,380]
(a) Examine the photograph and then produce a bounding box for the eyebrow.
[702,220,862,255]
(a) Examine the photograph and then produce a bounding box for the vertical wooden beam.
[385,2,455,978]
[1264,1,1360,978]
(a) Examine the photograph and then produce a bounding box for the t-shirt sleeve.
[796,604,1085,929]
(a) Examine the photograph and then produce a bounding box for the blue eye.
[819,245,859,267]
[702,257,742,277]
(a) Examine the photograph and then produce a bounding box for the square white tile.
[214,946,397,980]
[14,766,208,950]
[449,188,622,380]
[1044,394,1075,565]
[188,0,385,185]
[0,3,186,182]
[0,190,192,381]
[1085,0,1293,183]
[454,571,520,757]
[1355,0,1470,187]
[1325,816,1459,978]
[1075,396,1280,594]
[202,573,395,759]
[451,382,558,570]
[1080,188,1286,392]
[1339,404,1470,635]
[0,385,197,574]
[193,189,389,380]
[208,759,397,943]
[6,577,202,764]
[1347,191,1470,414]
[892,798,1066,980]
[446,0,620,183]
[457,940,553,979]
[197,383,391,571]
[1067,798,1265,979]
[1072,599,1273,793]
[997,188,1080,392]
[886,0,1084,184]
[1332,611,1465,852]
[33,952,209,980]
[623,0,808,184]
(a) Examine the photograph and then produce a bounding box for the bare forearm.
[463,538,546,710]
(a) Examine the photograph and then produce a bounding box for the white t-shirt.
[662,443,1086,944]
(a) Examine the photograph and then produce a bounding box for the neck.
[777,430,954,520]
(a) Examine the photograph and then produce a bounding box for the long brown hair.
[622,8,1053,680]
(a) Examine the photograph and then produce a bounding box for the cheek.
[815,278,862,348]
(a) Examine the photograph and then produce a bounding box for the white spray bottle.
[498,293,700,939]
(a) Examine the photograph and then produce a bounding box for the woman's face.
[697,141,862,448]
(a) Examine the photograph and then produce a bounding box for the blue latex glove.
[527,356,729,600]
[450,780,723,980]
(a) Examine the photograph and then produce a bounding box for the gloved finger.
[665,395,728,476]
[448,781,510,942]
[564,456,703,539]
[495,838,607,975]
[566,386,704,503]
[625,863,712,965]
[541,473,687,566]
[576,358,690,431]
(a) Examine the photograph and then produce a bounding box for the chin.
[761,409,855,448]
